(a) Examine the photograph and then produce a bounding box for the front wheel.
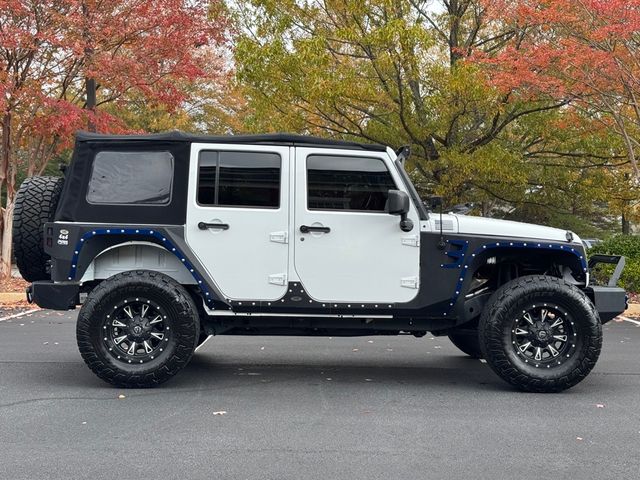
[77,270,200,387]
[479,275,602,393]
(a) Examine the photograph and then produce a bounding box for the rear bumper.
[585,286,627,323]
[27,281,79,310]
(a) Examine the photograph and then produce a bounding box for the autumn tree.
[232,0,628,232]
[0,0,228,277]
[478,0,640,233]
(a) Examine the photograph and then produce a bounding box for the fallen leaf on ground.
[596,404,605,408]
[212,411,227,416]
[352,348,359,352]
[576,437,583,441]
[118,394,126,399]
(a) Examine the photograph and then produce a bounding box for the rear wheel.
[77,270,200,388]
[479,275,601,393]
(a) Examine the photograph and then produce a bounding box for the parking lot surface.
[0,310,638,480]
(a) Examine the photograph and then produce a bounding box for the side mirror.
[386,190,413,232]
[387,189,409,216]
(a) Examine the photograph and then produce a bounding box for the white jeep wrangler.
[14,132,626,391]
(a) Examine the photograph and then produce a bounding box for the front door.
[293,148,420,304]
[185,144,290,301]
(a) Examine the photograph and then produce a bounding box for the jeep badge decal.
[57,229,69,246]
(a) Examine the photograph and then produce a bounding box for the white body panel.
[185,144,290,301]
[81,242,196,284]
[424,213,581,244]
[292,147,420,303]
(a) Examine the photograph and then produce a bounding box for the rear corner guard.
[29,281,79,310]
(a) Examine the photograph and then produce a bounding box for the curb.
[0,292,26,304]
[624,303,640,317]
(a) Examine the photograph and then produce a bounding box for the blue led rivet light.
[69,228,215,306]
[442,240,587,315]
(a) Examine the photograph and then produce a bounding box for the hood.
[426,214,582,244]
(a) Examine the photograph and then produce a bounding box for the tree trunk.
[83,1,97,132]
[0,112,15,278]
[0,195,15,277]
[622,211,631,235]
[86,77,96,132]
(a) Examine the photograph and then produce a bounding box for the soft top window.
[87,151,174,205]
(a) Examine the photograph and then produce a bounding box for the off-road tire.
[12,176,64,281]
[448,331,482,358]
[77,270,200,388]
[479,275,602,393]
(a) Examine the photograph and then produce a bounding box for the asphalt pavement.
[0,309,639,480]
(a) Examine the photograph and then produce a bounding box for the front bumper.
[27,281,79,310]
[586,254,627,323]
[585,286,627,323]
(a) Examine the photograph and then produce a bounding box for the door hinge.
[401,235,420,247]
[400,276,419,289]
[268,273,287,286]
[270,231,288,244]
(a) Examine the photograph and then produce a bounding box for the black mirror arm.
[399,212,413,232]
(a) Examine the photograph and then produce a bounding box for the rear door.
[185,144,290,301]
[293,148,420,304]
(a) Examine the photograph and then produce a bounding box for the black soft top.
[75,131,388,152]
[56,131,387,225]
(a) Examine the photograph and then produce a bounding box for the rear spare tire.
[12,176,64,281]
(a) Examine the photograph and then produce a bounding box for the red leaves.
[474,0,640,180]
[475,0,640,103]
[1,0,229,139]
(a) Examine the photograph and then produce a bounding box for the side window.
[87,151,173,205]
[197,151,281,208]
[307,155,396,211]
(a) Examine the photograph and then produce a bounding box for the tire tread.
[12,176,64,281]
[478,275,602,393]
[76,270,200,388]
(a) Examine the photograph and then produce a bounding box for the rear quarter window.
[87,151,174,205]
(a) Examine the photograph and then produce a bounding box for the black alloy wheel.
[77,270,200,387]
[479,275,602,393]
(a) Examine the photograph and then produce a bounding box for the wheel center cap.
[537,330,548,341]
[133,325,142,335]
